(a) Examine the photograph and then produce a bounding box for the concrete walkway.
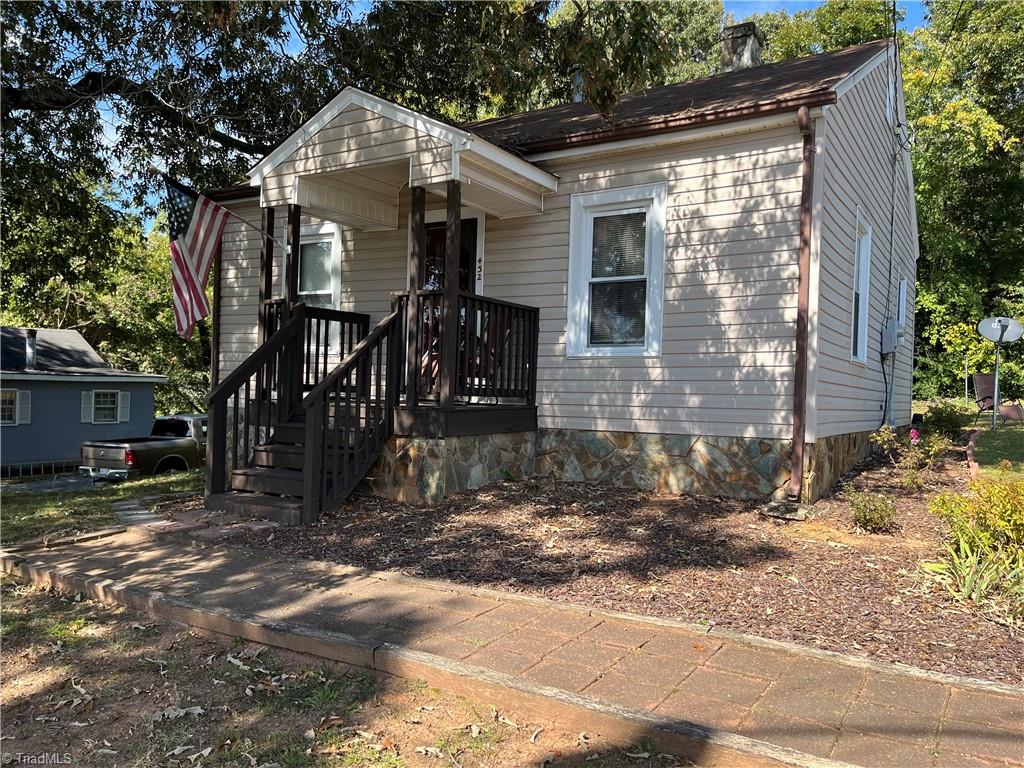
[110,498,161,526]
[3,528,1021,768]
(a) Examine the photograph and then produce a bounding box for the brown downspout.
[789,105,815,501]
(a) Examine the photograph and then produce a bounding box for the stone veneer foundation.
[363,432,536,504]
[363,428,874,505]
[801,430,874,502]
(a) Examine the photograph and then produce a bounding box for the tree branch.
[3,72,273,156]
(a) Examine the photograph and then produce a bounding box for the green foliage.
[926,474,1024,621]
[748,0,898,62]
[846,489,898,533]
[924,399,973,438]
[870,424,902,459]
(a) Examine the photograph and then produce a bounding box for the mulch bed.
[209,449,1022,685]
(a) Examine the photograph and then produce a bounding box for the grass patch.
[0,469,202,545]
[974,424,1024,480]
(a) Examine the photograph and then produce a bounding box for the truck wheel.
[155,457,189,474]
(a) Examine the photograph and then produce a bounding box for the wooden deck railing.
[301,309,402,521]
[207,308,306,495]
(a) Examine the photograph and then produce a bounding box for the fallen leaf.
[530,727,544,744]
[625,750,651,759]
[165,746,197,757]
[416,746,443,758]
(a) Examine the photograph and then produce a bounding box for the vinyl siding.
[217,124,807,439]
[0,380,156,466]
[260,105,452,207]
[813,63,917,438]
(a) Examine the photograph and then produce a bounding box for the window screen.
[298,241,333,302]
[588,211,648,346]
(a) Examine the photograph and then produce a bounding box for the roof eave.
[508,92,838,155]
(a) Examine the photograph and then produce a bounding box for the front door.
[421,218,478,293]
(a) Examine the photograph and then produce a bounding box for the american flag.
[164,175,230,338]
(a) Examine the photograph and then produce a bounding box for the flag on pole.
[164,175,230,338]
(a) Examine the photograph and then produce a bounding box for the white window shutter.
[16,390,30,425]
[81,390,93,423]
[118,392,130,422]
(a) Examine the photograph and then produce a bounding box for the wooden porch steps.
[231,466,304,496]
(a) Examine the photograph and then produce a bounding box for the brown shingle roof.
[466,40,888,154]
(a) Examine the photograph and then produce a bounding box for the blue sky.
[724,0,929,30]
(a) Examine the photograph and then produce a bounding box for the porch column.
[258,206,275,343]
[286,203,301,309]
[438,178,461,408]
[406,186,426,407]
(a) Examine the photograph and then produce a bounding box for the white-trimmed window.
[567,182,667,357]
[81,390,130,424]
[897,276,908,327]
[1,389,16,425]
[851,210,872,363]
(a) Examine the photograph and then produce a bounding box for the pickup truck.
[79,414,207,481]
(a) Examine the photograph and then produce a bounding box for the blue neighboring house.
[0,327,166,473]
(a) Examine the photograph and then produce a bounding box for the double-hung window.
[93,391,119,424]
[297,231,342,351]
[567,183,667,357]
[0,389,16,425]
[851,210,872,362]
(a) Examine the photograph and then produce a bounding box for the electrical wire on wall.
[879,0,907,428]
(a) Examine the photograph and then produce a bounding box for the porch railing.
[207,302,370,495]
[207,308,305,494]
[397,289,539,408]
[301,308,402,521]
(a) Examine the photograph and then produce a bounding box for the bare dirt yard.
[0,578,701,768]
[204,448,1022,686]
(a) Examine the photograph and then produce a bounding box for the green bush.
[924,400,973,439]
[925,476,1024,622]
[847,490,898,533]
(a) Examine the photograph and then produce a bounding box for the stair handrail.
[300,309,401,522]
[301,309,401,409]
[208,304,306,404]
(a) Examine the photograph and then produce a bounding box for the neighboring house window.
[81,390,131,424]
[567,182,667,357]
[851,211,872,363]
[93,391,119,423]
[0,389,16,425]
[897,276,908,327]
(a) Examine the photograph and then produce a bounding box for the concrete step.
[205,492,303,525]
[230,467,304,497]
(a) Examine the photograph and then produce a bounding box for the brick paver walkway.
[6,529,1022,768]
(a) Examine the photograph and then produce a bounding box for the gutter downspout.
[788,106,814,501]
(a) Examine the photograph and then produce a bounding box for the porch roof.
[247,87,558,227]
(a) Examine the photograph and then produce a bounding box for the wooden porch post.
[438,179,461,408]
[286,203,301,309]
[407,186,425,407]
[258,206,275,343]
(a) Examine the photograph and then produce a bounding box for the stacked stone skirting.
[800,430,874,502]
[364,433,536,504]
[364,428,875,505]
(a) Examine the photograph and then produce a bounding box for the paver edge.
[127,529,1024,699]
[0,551,863,768]
[0,525,128,554]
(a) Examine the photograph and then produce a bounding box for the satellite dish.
[978,316,1024,345]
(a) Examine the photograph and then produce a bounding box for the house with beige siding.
[205,27,917,523]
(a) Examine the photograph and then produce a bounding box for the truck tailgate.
[81,445,126,468]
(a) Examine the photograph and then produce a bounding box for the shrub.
[925,400,972,439]
[925,476,1024,622]
[870,424,901,461]
[847,490,898,533]
[922,433,953,464]
[900,467,923,490]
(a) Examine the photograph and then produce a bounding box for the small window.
[851,212,872,363]
[0,389,16,425]
[568,183,667,357]
[897,277,908,327]
[93,391,119,424]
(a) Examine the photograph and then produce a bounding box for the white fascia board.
[805,110,828,444]
[524,110,821,164]
[461,138,558,193]
[2,372,167,383]
[832,47,889,98]
[248,87,470,186]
